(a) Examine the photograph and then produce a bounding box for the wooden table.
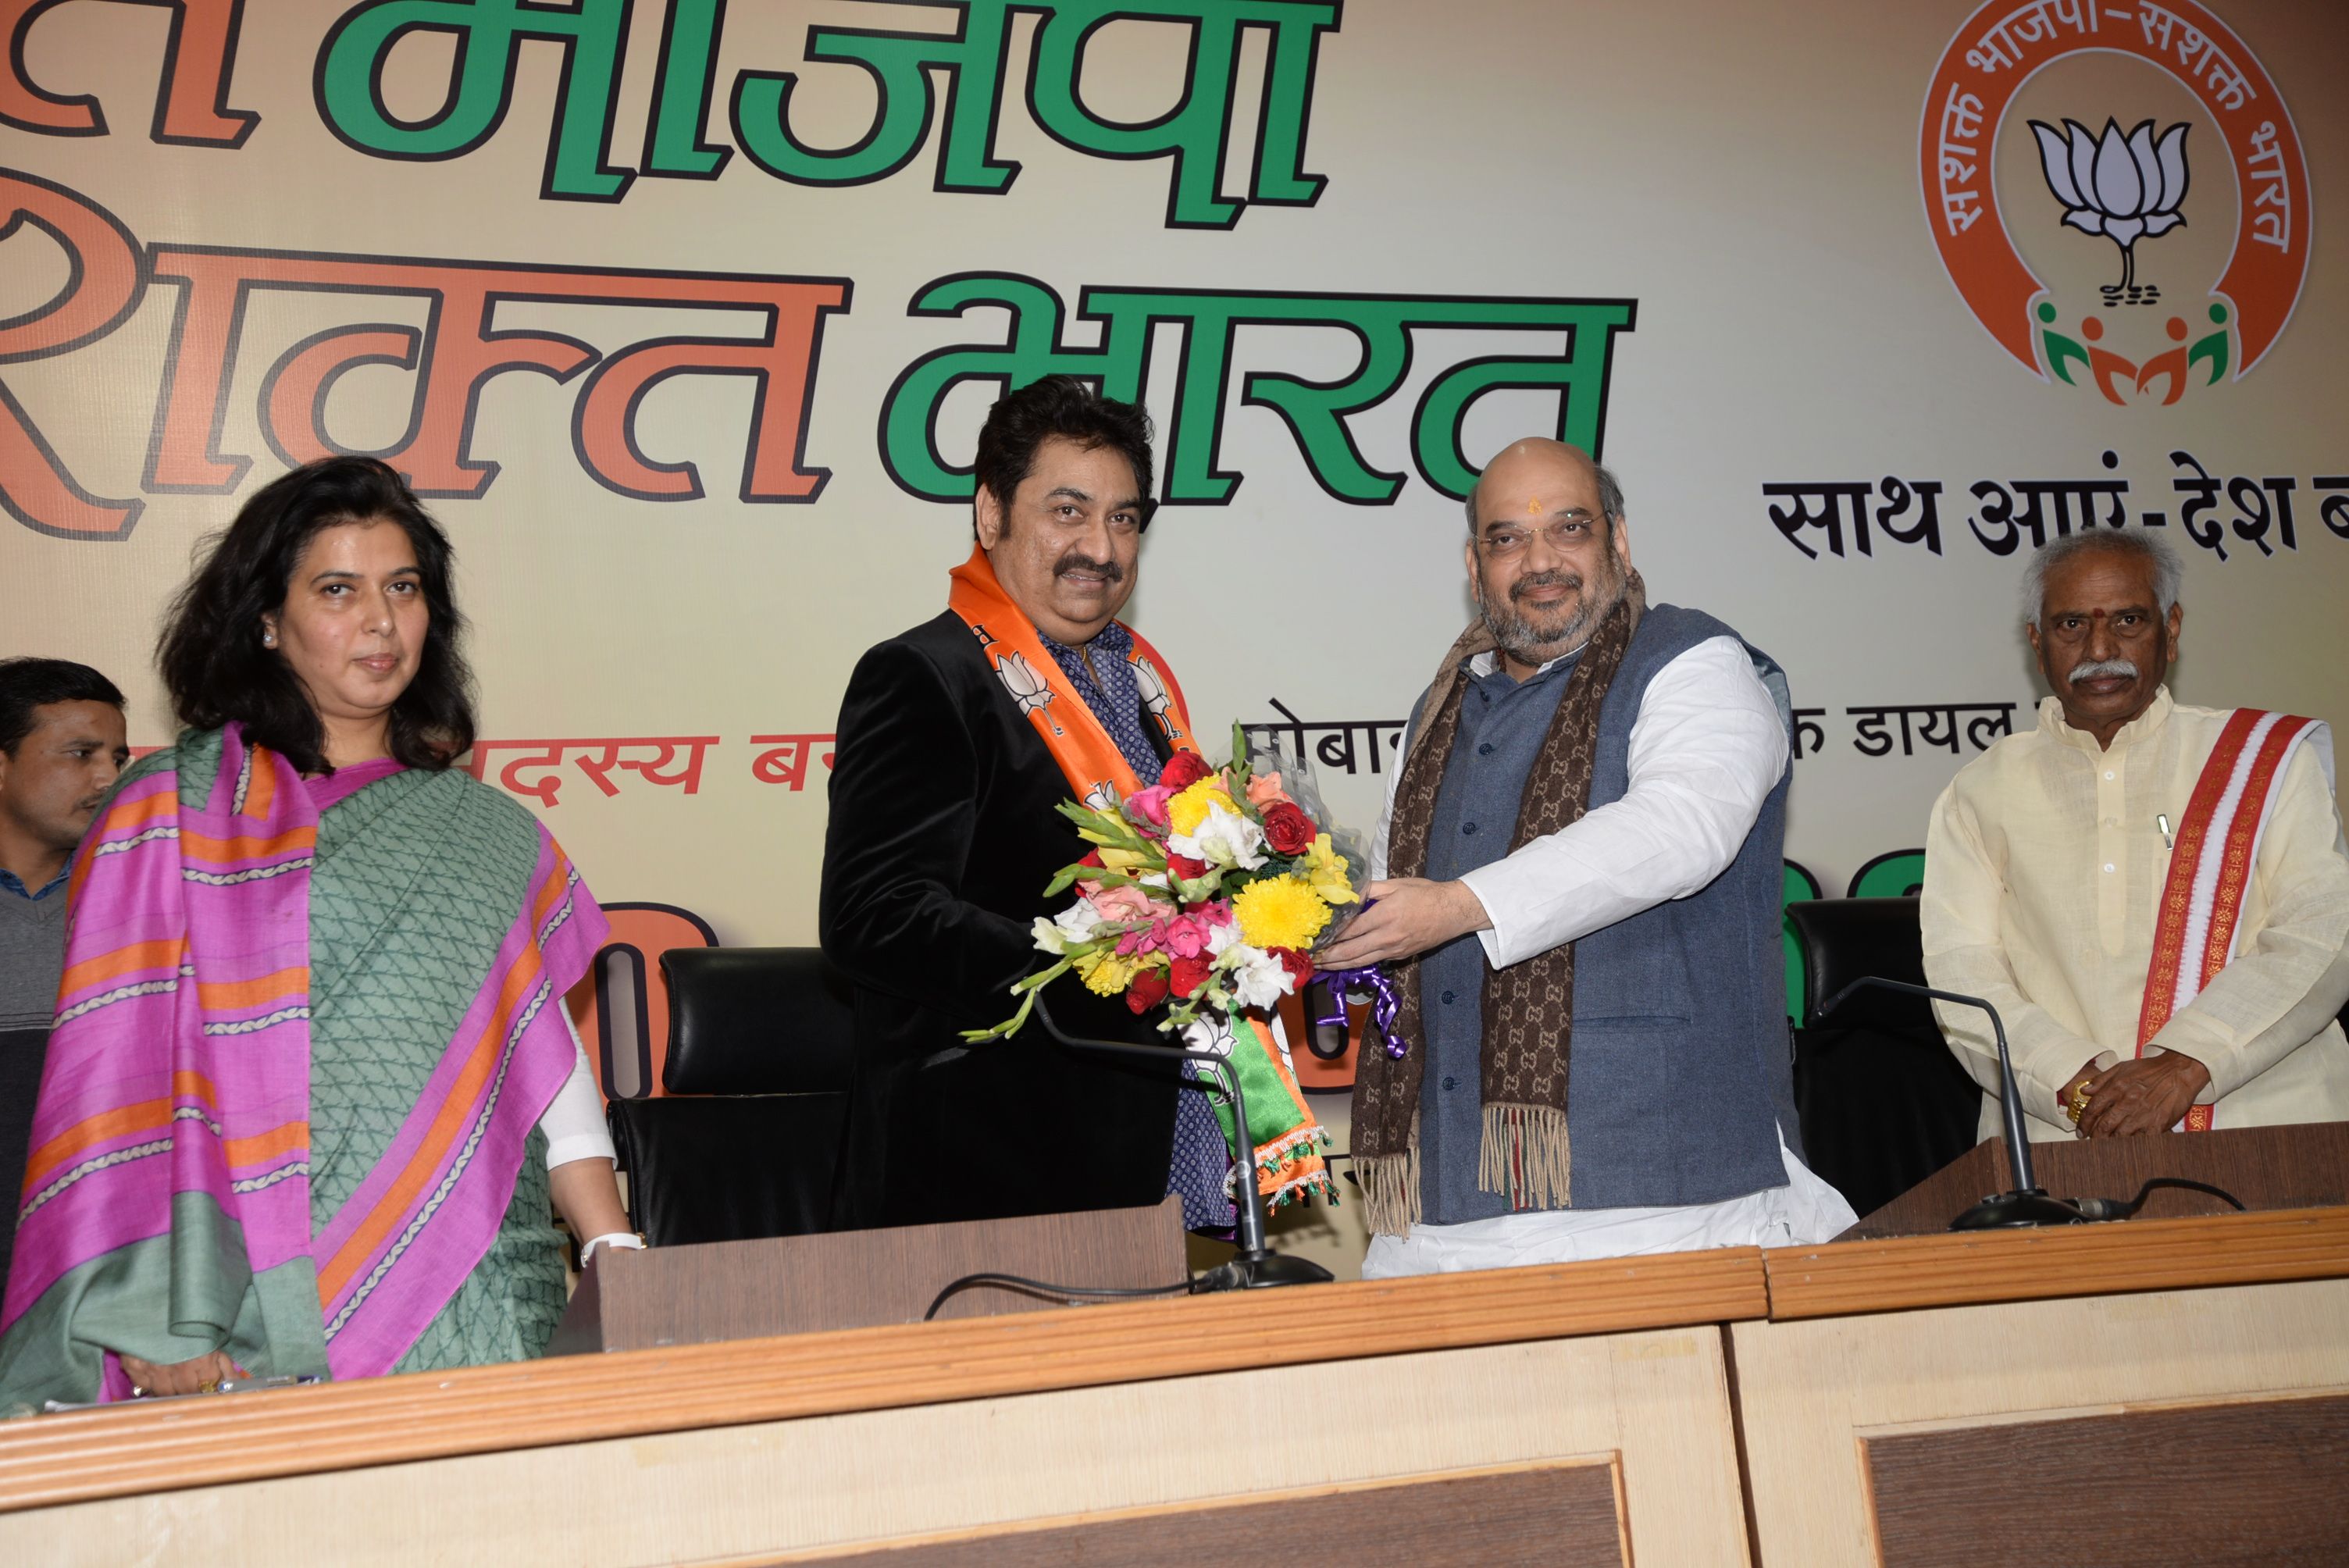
[2,1207,2344,1565]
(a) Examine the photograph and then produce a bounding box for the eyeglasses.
[1477,511,1604,558]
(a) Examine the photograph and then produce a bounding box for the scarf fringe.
[1264,1168,1339,1210]
[1477,1102,1571,1211]
[1356,1147,1422,1237]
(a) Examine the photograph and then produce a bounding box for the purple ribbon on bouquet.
[1314,966,1404,1059]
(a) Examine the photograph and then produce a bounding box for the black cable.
[923,1271,1196,1322]
[2073,1175,2247,1221]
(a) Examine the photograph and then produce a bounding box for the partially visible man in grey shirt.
[0,658,128,1288]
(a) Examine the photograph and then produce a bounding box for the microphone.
[1819,976,2083,1229]
[1032,991,1334,1292]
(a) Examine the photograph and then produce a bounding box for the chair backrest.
[660,946,857,1096]
[1784,896,1981,1222]
[1785,896,1934,1032]
[567,902,718,1100]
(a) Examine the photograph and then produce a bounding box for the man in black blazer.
[821,377,1223,1231]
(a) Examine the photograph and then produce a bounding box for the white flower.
[1205,918,1245,960]
[1224,943,1295,1011]
[1167,800,1267,871]
[1034,896,1105,952]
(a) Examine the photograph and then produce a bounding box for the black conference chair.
[604,947,857,1247]
[1786,897,1984,1223]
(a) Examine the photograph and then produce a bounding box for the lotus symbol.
[2030,118,2190,304]
[993,650,1056,722]
[1131,654,1183,742]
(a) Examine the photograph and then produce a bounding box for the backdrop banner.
[5,2,2342,1139]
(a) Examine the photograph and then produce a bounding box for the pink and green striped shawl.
[0,724,606,1406]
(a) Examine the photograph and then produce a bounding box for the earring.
[262,631,277,647]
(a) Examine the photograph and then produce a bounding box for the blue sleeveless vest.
[1412,604,1798,1221]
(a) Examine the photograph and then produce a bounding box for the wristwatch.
[579,1231,647,1264]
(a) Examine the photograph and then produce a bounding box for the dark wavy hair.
[971,374,1157,535]
[157,458,475,774]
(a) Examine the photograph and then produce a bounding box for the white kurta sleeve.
[540,1003,617,1169]
[1919,774,2108,1125]
[1456,636,1789,969]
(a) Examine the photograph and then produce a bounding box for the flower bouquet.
[966,724,1357,1207]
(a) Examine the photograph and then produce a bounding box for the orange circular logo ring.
[1922,0,2309,394]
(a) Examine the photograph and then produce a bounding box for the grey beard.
[1477,571,1624,667]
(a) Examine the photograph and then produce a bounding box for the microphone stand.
[1820,976,2083,1230]
[1032,992,1334,1292]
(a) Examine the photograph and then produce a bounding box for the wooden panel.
[0,1329,1748,1568]
[1848,1124,2349,1239]
[0,1245,1767,1513]
[1766,1206,2349,1320]
[768,1460,1627,1566]
[550,1196,1189,1352]
[1863,1393,2349,1566]
[1733,1277,2349,1567]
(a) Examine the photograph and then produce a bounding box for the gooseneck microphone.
[1820,975,2249,1230]
[1032,991,1334,1292]
[1821,976,2089,1229]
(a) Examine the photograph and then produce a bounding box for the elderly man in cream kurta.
[1923,530,2349,1142]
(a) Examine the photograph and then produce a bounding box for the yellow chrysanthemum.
[1167,779,1236,838]
[1299,833,1359,906]
[1232,875,1332,951]
[1075,946,1142,996]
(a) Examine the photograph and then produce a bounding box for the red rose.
[1169,953,1212,998]
[1167,852,1209,881]
[1125,969,1171,1014]
[1260,801,1316,857]
[1273,947,1314,989]
[1078,849,1104,868]
[1159,751,1213,790]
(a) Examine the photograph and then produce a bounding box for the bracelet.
[579,1231,646,1264]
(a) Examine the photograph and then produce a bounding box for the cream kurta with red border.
[1923,688,2349,1142]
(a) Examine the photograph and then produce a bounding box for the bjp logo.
[1922,0,2308,406]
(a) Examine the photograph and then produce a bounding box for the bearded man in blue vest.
[1317,438,1855,1277]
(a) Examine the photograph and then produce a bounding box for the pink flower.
[1244,772,1292,810]
[1124,784,1174,832]
[1162,914,1212,958]
[1093,884,1157,926]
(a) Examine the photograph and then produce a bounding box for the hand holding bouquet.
[968,725,1359,1206]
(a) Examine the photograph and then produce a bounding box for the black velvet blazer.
[818,610,1181,1229]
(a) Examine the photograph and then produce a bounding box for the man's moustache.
[1054,554,1124,582]
[2068,658,2139,682]
[1511,570,1582,604]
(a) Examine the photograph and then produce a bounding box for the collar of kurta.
[2040,684,2174,754]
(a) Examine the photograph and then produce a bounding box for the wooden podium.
[2,1127,2344,1566]
[549,1196,1189,1352]
[1739,1124,2349,1566]
[1844,1121,2349,1237]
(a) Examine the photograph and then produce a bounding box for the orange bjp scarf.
[946,543,1200,800]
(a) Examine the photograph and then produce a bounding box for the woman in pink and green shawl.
[0,458,633,1407]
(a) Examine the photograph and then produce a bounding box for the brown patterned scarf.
[1351,569,1646,1236]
